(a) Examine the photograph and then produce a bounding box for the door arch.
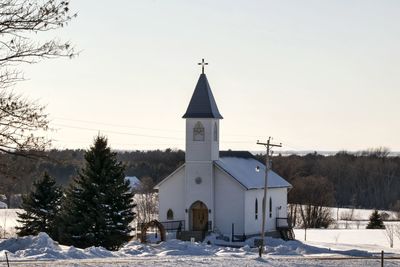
[189,201,208,231]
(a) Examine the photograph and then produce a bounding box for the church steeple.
[182,73,223,119]
[184,61,222,162]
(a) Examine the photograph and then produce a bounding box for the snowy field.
[331,207,397,221]
[294,228,400,252]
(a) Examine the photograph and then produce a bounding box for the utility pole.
[257,137,282,257]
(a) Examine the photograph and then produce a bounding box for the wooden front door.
[190,201,208,231]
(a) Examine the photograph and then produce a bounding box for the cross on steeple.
[198,58,208,74]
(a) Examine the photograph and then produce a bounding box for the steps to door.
[179,231,206,242]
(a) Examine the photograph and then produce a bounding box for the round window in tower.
[195,177,202,184]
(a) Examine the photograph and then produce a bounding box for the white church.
[155,66,292,241]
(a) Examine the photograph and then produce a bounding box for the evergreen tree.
[58,136,135,250]
[366,210,385,229]
[16,172,62,238]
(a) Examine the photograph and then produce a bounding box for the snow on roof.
[215,156,291,190]
[125,176,141,189]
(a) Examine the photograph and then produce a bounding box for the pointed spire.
[182,74,223,119]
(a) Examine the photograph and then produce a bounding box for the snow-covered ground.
[294,228,400,252]
[0,233,399,266]
[1,256,400,267]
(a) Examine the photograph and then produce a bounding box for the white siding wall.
[158,167,185,222]
[185,162,214,230]
[158,164,289,237]
[214,167,245,236]
[244,187,288,235]
[185,119,219,162]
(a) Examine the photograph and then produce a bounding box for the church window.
[269,197,272,218]
[193,121,205,141]
[255,199,258,220]
[167,209,174,220]
[214,122,218,141]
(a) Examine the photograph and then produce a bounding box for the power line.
[52,123,183,140]
[52,139,183,147]
[50,117,315,151]
[52,123,256,144]
[52,116,275,139]
[50,117,353,152]
[52,117,184,133]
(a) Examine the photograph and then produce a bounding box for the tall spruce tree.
[58,136,135,250]
[16,172,62,238]
[366,210,385,229]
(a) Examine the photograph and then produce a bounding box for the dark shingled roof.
[182,74,223,119]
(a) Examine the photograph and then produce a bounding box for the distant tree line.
[1,147,399,210]
[0,148,185,206]
[264,148,400,210]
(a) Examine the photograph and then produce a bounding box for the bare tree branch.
[0,0,76,163]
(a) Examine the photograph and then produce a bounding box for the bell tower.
[182,59,223,231]
[183,60,223,162]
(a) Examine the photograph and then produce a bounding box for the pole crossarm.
[256,140,282,149]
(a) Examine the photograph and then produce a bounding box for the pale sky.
[14,0,400,152]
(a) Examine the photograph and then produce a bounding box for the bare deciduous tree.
[289,175,335,228]
[288,203,299,228]
[391,200,400,220]
[341,209,355,229]
[0,0,76,159]
[0,91,50,155]
[354,213,361,229]
[134,177,158,224]
[394,225,400,245]
[385,224,395,248]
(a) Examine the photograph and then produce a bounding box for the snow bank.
[0,232,384,261]
[263,238,370,257]
[0,232,65,259]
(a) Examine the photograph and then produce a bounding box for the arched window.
[255,198,258,220]
[269,197,272,218]
[167,209,174,220]
[213,122,218,141]
[193,121,205,141]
